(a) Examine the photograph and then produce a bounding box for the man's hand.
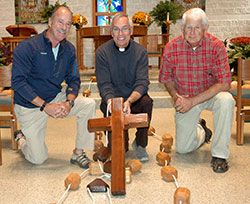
[123,100,131,114]
[44,102,71,118]
[174,93,193,113]
[107,98,112,113]
[57,102,71,118]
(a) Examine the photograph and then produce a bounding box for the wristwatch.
[40,101,47,112]
[66,100,74,108]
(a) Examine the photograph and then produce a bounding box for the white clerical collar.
[119,47,125,52]
[113,40,130,52]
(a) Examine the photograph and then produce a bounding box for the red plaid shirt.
[159,33,231,97]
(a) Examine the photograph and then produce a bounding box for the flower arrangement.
[72,14,88,29]
[227,36,250,65]
[0,42,12,66]
[132,12,151,26]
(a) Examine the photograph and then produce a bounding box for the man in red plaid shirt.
[159,8,235,173]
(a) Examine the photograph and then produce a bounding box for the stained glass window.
[93,0,126,26]
[97,0,123,12]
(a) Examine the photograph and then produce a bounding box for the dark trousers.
[100,94,153,151]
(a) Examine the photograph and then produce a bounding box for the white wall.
[1,0,250,67]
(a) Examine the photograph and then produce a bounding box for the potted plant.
[149,0,182,33]
[224,36,250,87]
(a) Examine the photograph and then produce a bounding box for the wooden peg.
[90,76,96,82]
[162,134,173,145]
[103,160,112,174]
[94,140,104,152]
[125,159,142,174]
[125,167,132,183]
[87,178,109,193]
[161,166,178,182]
[174,187,190,204]
[83,89,91,97]
[147,126,155,136]
[89,161,104,175]
[160,141,172,153]
[93,146,111,163]
[156,152,171,166]
[95,131,103,140]
[64,173,81,190]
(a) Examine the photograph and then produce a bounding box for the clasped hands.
[44,102,71,118]
[107,99,131,114]
[174,93,193,114]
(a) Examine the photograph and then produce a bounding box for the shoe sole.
[213,168,228,173]
[211,157,228,173]
[138,157,149,162]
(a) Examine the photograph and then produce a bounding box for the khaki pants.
[14,92,96,164]
[175,92,235,159]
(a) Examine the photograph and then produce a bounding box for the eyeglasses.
[112,26,130,34]
[185,25,202,32]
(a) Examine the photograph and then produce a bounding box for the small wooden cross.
[88,97,148,196]
[107,0,112,24]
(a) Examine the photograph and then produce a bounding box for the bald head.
[51,6,73,22]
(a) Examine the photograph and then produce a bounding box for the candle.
[167,12,169,21]
[80,15,82,23]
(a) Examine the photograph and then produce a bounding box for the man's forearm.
[31,96,46,108]
[126,91,142,104]
[66,93,76,101]
[164,82,178,102]
[192,82,231,106]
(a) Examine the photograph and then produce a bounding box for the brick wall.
[1,0,249,67]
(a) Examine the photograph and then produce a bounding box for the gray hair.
[182,8,208,27]
[110,13,133,31]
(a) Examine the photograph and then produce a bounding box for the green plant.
[0,42,12,66]
[40,1,68,23]
[149,0,182,26]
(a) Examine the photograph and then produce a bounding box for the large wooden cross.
[88,97,148,196]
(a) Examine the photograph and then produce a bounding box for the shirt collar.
[42,29,66,53]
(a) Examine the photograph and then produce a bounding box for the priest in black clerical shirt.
[95,13,153,162]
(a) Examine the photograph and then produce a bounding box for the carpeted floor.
[0,107,250,204]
